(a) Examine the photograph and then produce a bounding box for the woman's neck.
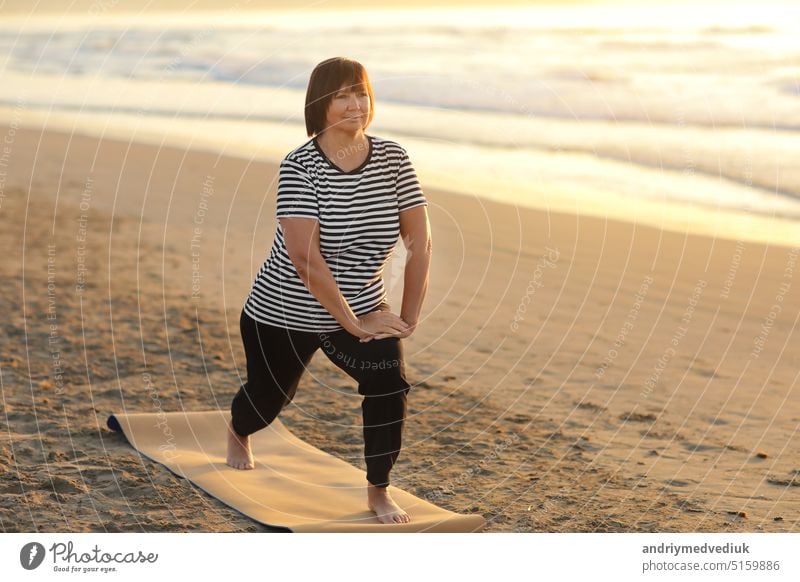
[315,128,366,151]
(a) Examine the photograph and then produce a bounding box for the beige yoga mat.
[107,410,486,532]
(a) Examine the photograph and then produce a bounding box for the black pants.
[230,307,412,488]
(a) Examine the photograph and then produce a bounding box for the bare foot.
[226,419,254,470]
[367,483,411,524]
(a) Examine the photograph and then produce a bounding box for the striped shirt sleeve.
[396,148,428,212]
[276,158,318,219]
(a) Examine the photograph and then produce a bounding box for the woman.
[226,57,432,525]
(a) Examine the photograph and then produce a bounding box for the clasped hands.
[356,310,416,343]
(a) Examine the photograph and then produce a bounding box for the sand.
[0,125,797,532]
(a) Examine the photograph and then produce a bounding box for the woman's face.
[324,81,370,133]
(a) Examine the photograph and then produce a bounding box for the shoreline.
[2,111,799,250]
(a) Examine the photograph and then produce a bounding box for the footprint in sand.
[0,478,27,494]
[619,412,657,423]
[766,473,800,487]
[41,475,89,494]
[641,429,685,441]
[575,401,607,413]
[690,367,721,379]
[570,439,599,452]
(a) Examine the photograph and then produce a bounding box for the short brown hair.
[305,57,375,137]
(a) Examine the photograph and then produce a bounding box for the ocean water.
[1,4,799,242]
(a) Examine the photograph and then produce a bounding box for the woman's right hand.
[355,311,410,342]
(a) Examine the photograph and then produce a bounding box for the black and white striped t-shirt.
[243,134,428,332]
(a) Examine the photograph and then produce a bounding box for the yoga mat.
[107,410,486,532]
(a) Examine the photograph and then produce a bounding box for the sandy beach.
[0,125,798,532]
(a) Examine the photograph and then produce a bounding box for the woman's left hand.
[360,318,417,342]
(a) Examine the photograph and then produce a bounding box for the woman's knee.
[255,377,295,401]
[358,336,404,365]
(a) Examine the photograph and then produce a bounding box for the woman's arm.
[280,217,363,336]
[398,205,433,333]
[281,217,408,340]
